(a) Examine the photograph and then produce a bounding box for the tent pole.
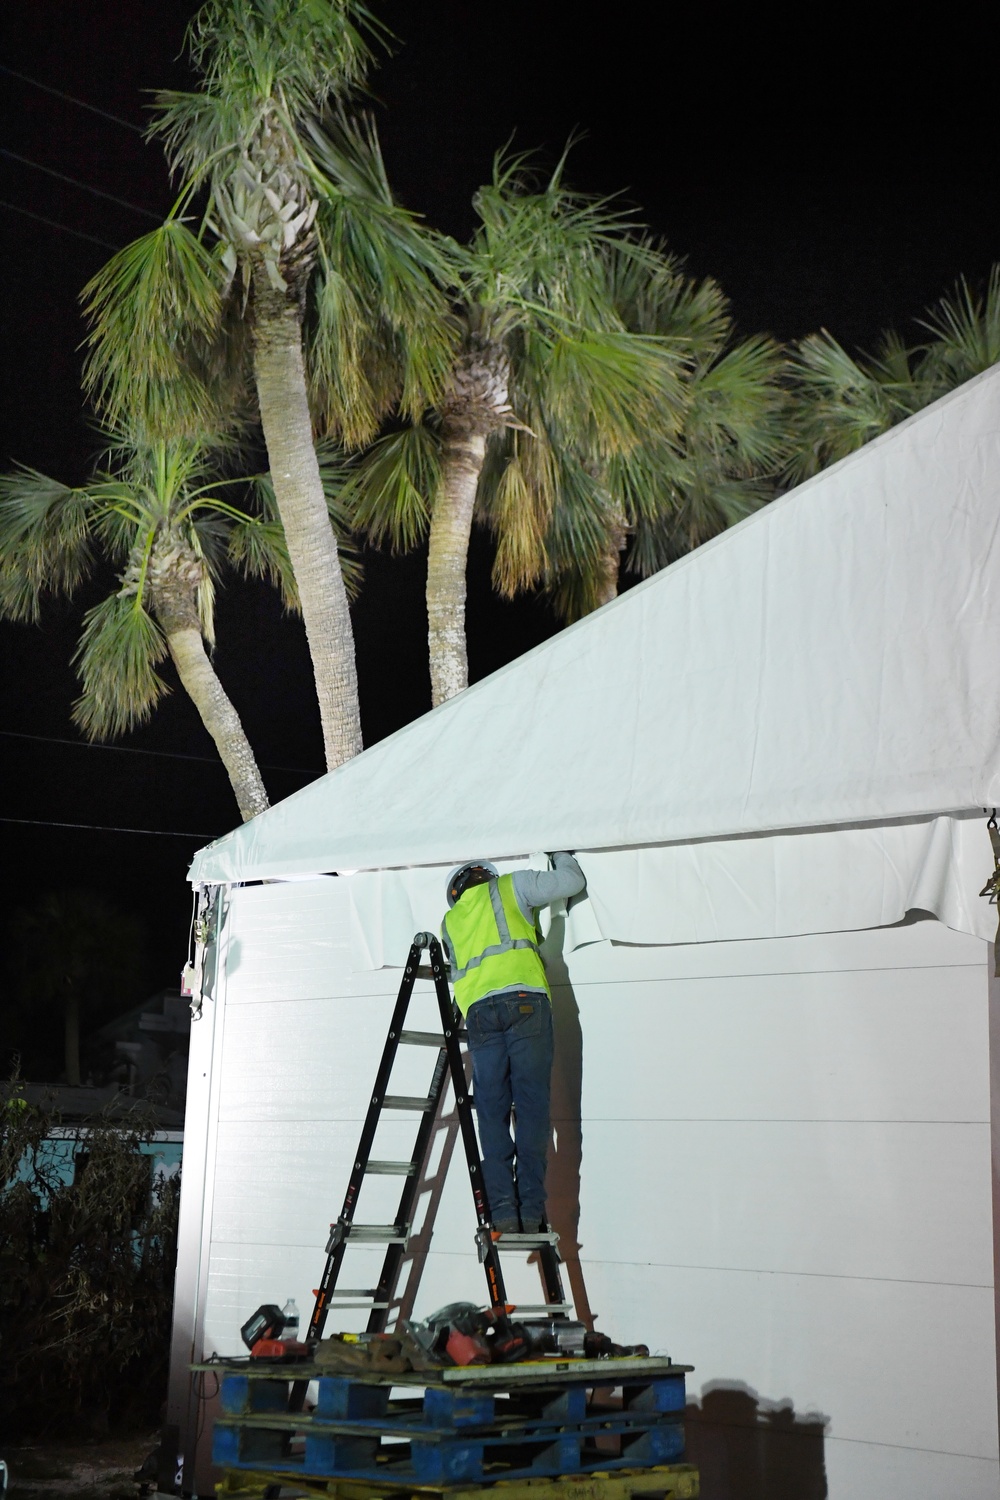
[988,953,1000,1459]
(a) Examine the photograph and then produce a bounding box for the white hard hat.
[445,861,498,907]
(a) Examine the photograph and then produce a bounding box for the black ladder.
[306,931,570,1345]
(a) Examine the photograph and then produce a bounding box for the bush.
[0,1084,179,1438]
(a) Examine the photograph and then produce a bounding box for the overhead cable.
[0,198,119,251]
[0,729,319,778]
[0,147,161,220]
[0,64,146,134]
[0,815,217,839]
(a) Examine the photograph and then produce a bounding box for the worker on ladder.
[442,853,586,1235]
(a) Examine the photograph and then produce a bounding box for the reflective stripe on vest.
[442,873,550,1016]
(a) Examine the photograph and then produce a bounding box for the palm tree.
[0,432,348,822]
[785,266,1000,482]
[571,245,789,609]
[917,263,1000,391]
[782,330,926,484]
[81,0,455,769]
[344,154,688,704]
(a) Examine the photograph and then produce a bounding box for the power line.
[0,198,119,251]
[0,729,320,778]
[0,64,146,135]
[1,148,161,221]
[0,816,216,839]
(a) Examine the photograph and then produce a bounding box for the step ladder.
[305,931,570,1345]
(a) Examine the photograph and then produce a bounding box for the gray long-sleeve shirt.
[442,852,586,997]
[510,852,586,923]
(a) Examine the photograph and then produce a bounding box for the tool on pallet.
[405,1301,648,1367]
[240,931,571,1363]
[239,1298,306,1360]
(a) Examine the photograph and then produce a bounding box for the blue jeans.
[466,990,553,1227]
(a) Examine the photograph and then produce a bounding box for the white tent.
[170,365,1000,1499]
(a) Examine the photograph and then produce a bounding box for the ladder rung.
[328,1289,377,1298]
[399,1029,446,1047]
[328,1301,391,1310]
[510,1303,575,1316]
[397,1028,468,1046]
[366,1160,417,1176]
[383,1094,434,1111]
[346,1224,409,1243]
[492,1231,561,1249]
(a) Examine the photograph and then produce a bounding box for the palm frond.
[470,150,644,334]
[305,114,458,431]
[607,442,685,528]
[540,454,623,622]
[183,0,380,122]
[0,467,98,620]
[341,424,440,551]
[544,566,612,624]
[871,328,923,388]
[539,457,611,578]
[628,475,773,576]
[228,512,301,608]
[784,331,898,483]
[685,335,789,474]
[152,88,247,187]
[603,237,730,352]
[72,591,170,740]
[81,221,225,434]
[533,325,684,457]
[243,453,363,599]
[918,265,1000,388]
[487,443,549,596]
[308,255,386,447]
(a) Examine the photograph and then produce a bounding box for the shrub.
[0,1083,179,1438]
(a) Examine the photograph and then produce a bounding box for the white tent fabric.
[343,812,994,969]
[189,364,1000,949]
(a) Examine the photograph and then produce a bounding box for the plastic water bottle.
[281,1298,299,1342]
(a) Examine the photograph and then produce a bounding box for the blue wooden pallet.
[213,1370,687,1485]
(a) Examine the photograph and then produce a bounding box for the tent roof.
[190,365,1000,886]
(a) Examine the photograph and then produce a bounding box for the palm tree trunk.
[169,636,268,822]
[163,623,270,821]
[427,337,510,706]
[149,544,269,821]
[593,514,629,609]
[252,275,363,769]
[427,423,488,705]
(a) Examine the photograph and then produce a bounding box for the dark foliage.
[0,887,151,1084]
[0,1084,179,1438]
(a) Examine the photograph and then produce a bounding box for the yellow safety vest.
[443,874,551,1016]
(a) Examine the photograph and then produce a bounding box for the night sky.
[2,2,998,1069]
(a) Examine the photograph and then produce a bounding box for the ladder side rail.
[425,933,509,1311]
[537,1243,568,1309]
[306,939,422,1346]
[365,1044,451,1333]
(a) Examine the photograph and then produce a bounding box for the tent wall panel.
[574,1260,996,1460]
[575,1118,991,1286]
[563,914,984,982]
[823,1441,1000,1500]
[181,880,997,1497]
[558,961,987,1123]
[203,1111,991,1289]
[216,993,434,1123]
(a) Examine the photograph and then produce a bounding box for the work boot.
[492,1216,520,1234]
